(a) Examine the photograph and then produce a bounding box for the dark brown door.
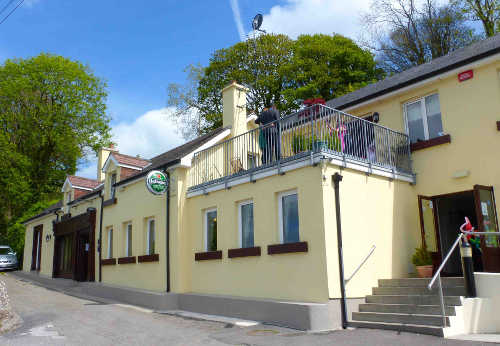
[75,233,89,281]
[418,196,441,269]
[474,185,500,272]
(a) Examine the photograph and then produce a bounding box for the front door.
[474,185,500,272]
[418,196,441,269]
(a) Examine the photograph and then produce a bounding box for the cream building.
[21,34,500,334]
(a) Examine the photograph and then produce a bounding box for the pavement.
[0,272,497,346]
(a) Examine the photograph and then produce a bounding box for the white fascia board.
[246,114,257,123]
[342,53,500,112]
[101,154,119,172]
[72,185,93,191]
[179,128,231,167]
[69,194,100,208]
[61,178,72,192]
[101,153,143,172]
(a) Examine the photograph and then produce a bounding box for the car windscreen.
[0,248,13,255]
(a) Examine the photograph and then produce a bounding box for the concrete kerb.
[10,271,358,331]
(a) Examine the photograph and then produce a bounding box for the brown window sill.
[117,256,136,264]
[103,198,117,207]
[101,258,116,265]
[195,250,222,261]
[138,254,159,263]
[228,246,261,258]
[268,241,308,255]
[410,134,451,152]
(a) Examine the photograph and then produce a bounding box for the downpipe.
[98,191,104,282]
[165,170,171,292]
[332,172,348,329]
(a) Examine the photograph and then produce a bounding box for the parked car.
[0,245,18,271]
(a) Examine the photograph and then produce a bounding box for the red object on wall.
[458,70,473,82]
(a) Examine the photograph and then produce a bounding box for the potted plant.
[412,246,434,278]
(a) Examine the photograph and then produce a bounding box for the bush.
[411,245,433,266]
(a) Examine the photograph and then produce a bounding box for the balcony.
[188,105,414,194]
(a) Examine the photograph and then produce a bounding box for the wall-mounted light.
[372,112,380,123]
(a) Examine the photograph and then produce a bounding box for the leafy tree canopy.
[168,33,383,138]
[0,53,111,243]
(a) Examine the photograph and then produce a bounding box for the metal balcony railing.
[189,104,412,190]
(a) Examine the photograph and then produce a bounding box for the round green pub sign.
[146,170,168,195]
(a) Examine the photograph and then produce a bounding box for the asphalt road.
[0,273,494,346]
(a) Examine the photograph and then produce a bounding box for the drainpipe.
[98,191,104,282]
[332,172,348,329]
[165,170,171,292]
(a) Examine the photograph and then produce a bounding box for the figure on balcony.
[256,104,281,164]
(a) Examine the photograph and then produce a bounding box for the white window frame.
[204,208,217,251]
[238,200,254,248]
[125,222,132,257]
[146,218,155,255]
[278,190,299,244]
[403,93,441,142]
[107,228,113,259]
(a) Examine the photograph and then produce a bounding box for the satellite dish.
[252,14,263,31]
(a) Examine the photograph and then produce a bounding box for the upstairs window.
[147,218,155,255]
[110,173,117,199]
[204,208,217,251]
[404,94,443,143]
[239,201,254,248]
[279,191,300,244]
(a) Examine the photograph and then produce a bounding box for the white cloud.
[260,0,370,39]
[230,0,246,41]
[76,108,184,179]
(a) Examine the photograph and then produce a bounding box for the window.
[404,94,443,143]
[66,191,71,204]
[239,201,254,248]
[147,219,155,255]
[125,223,132,257]
[110,173,117,199]
[279,191,300,244]
[107,228,113,259]
[204,208,217,251]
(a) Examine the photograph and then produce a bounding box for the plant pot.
[416,265,433,278]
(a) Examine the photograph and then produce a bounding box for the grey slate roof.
[116,126,230,186]
[327,34,500,110]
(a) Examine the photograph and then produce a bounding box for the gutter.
[332,173,348,329]
[98,190,104,282]
[165,170,171,292]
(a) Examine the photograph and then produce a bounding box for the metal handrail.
[428,230,500,327]
[345,245,376,284]
[428,233,464,290]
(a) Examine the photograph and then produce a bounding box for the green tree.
[362,0,477,73]
[453,0,500,37]
[0,53,111,240]
[168,34,381,138]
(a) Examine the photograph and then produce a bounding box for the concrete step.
[372,286,466,296]
[366,295,462,306]
[349,320,444,337]
[359,303,456,316]
[378,277,464,288]
[352,311,449,327]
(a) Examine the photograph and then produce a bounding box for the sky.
[0,0,372,179]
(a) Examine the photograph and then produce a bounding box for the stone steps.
[351,277,464,337]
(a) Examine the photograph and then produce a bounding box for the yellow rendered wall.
[101,176,167,292]
[321,164,419,299]
[349,60,500,202]
[23,214,56,276]
[185,166,330,303]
